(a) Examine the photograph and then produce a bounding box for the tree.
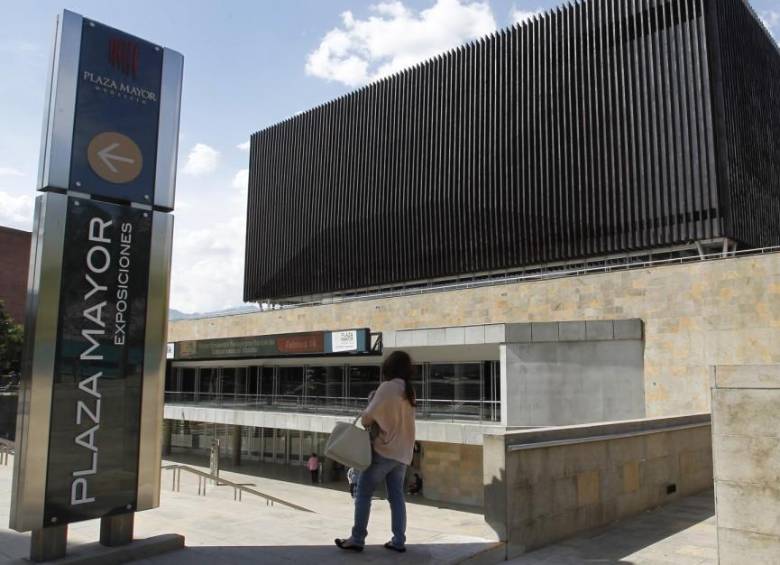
[0,300,24,374]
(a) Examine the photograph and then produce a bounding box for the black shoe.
[384,541,406,553]
[335,538,364,552]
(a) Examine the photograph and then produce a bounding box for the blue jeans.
[351,451,407,547]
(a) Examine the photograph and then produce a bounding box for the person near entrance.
[307,453,320,484]
[335,350,417,553]
[408,472,423,496]
[347,467,360,498]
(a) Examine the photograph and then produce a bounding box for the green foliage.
[0,300,24,373]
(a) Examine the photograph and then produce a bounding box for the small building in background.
[0,225,31,327]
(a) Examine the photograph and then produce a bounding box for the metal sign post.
[11,10,182,561]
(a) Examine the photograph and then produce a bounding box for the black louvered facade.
[244,0,780,302]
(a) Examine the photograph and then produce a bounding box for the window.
[277,367,304,403]
[305,366,344,407]
[428,363,482,419]
[261,367,274,396]
[199,368,219,397]
[221,368,237,397]
[180,368,196,394]
[348,366,380,401]
[247,367,260,395]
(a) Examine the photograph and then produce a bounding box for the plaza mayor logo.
[81,36,158,104]
[108,37,139,78]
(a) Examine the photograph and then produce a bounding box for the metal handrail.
[267,244,780,309]
[161,464,313,513]
[0,440,15,466]
[163,392,501,423]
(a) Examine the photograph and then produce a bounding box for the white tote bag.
[325,415,372,471]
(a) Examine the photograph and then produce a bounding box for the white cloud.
[0,190,34,230]
[169,213,246,313]
[0,40,42,56]
[236,140,251,152]
[760,10,780,43]
[0,167,24,177]
[511,6,544,25]
[232,169,249,193]
[306,0,497,87]
[181,143,219,175]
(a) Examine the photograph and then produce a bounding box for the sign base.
[30,525,67,562]
[100,513,133,547]
[26,528,184,563]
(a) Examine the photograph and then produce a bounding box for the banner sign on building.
[43,197,151,525]
[331,330,358,353]
[174,328,372,360]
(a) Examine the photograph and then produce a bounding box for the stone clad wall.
[483,415,713,558]
[169,252,780,417]
[419,442,483,507]
[711,365,780,562]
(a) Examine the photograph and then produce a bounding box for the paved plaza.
[0,454,716,564]
[0,455,500,564]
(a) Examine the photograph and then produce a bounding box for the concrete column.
[100,513,134,547]
[30,525,67,562]
[162,419,173,457]
[231,425,241,467]
[499,344,509,426]
[482,434,508,542]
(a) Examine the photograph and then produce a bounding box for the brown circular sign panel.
[87,132,143,184]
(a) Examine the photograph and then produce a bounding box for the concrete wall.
[169,252,780,418]
[483,414,713,559]
[711,365,780,563]
[420,441,483,507]
[502,319,645,426]
[163,404,506,446]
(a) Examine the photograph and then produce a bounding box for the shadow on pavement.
[511,490,716,564]
[141,541,503,564]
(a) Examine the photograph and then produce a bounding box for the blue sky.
[1,0,778,313]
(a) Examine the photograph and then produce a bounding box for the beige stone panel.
[716,480,780,537]
[421,442,483,507]
[715,365,780,389]
[712,389,780,440]
[718,527,780,565]
[576,470,600,507]
[679,449,713,484]
[606,436,646,465]
[513,449,549,485]
[643,455,676,487]
[552,476,577,514]
[645,431,672,460]
[615,490,646,517]
[710,329,780,365]
[713,435,780,485]
[561,442,609,477]
[622,461,640,494]
[168,252,780,419]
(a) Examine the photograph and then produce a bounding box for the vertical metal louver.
[244,0,780,301]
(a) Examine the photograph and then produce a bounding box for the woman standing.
[335,351,417,553]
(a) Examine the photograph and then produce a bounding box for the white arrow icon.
[97,142,135,173]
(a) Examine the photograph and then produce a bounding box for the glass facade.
[165,361,501,422]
